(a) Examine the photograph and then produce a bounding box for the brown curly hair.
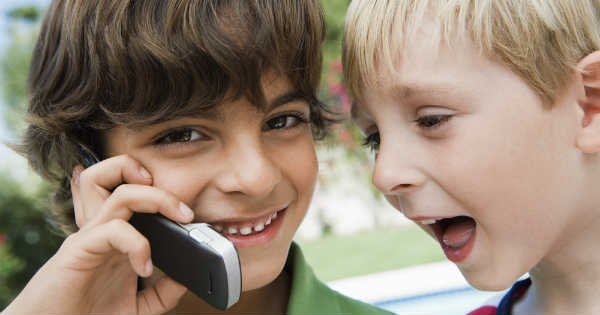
[16,0,331,234]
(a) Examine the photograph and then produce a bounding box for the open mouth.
[422,216,477,262]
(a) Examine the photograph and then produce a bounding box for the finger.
[137,277,187,315]
[77,155,153,227]
[85,184,194,228]
[66,219,154,278]
[71,165,85,229]
[80,154,153,190]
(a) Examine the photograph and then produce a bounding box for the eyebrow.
[189,106,223,121]
[350,82,471,121]
[391,84,457,99]
[129,89,307,133]
[190,89,305,122]
[265,89,305,112]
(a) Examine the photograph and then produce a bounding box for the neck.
[513,209,600,315]
[169,270,291,314]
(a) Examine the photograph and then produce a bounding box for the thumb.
[137,277,187,314]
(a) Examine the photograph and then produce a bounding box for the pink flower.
[331,61,343,74]
[339,93,351,113]
[0,233,5,245]
[329,82,343,95]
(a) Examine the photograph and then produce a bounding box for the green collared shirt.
[285,242,393,315]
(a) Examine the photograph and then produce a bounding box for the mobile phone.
[78,144,241,310]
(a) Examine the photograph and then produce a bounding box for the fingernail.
[139,167,152,180]
[179,202,194,221]
[145,259,153,276]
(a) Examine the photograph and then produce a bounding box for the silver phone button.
[190,229,213,244]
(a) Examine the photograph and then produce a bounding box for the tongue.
[442,217,476,248]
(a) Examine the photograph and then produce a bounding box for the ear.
[576,51,600,153]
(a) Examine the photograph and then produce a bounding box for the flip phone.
[78,144,241,310]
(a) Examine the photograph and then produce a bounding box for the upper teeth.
[214,211,280,236]
[420,219,437,225]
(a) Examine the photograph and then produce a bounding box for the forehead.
[344,0,500,104]
[352,20,479,108]
[351,20,538,123]
[122,72,296,129]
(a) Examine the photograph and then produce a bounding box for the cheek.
[441,111,564,213]
[277,138,318,201]
[267,135,318,229]
[147,160,212,204]
[442,112,578,254]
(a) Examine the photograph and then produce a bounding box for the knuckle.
[158,190,178,208]
[111,184,128,197]
[107,218,128,231]
[100,198,119,216]
[63,233,80,246]
[119,154,138,168]
[104,185,133,209]
[136,236,150,253]
[78,168,92,186]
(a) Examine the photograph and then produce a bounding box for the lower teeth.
[223,224,270,236]
[220,211,280,236]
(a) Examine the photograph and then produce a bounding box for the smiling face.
[103,73,318,291]
[353,20,590,290]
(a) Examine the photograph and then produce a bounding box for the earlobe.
[575,51,600,153]
[577,118,600,153]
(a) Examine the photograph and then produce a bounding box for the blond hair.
[343,0,600,105]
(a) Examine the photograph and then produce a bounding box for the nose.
[215,138,281,198]
[372,134,426,195]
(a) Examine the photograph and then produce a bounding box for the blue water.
[374,287,503,315]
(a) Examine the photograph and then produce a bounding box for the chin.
[240,255,287,292]
[460,268,519,292]
[241,269,282,292]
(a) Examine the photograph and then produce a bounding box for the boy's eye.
[263,113,307,131]
[362,131,380,152]
[415,115,451,129]
[154,128,204,145]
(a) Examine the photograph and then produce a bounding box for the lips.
[212,210,281,236]
[418,216,477,263]
[208,208,287,248]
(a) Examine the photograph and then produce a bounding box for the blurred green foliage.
[0,5,63,309]
[318,1,377,200]
[321,0,351,64]
[0,176,63,308]
[0,244,23,307]
[1,7,39,132]
[319,0,371,159]
[7,7,41,22]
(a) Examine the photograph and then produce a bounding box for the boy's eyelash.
[152,127,206,146]
[263,112,309,131]
[360,115,450,153]
[414,115,451,129]
[150,112,309,146]
[361,132,380,152]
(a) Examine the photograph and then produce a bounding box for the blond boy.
[343,1,600,314]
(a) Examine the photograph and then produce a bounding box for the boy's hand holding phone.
[4,155,193,314]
